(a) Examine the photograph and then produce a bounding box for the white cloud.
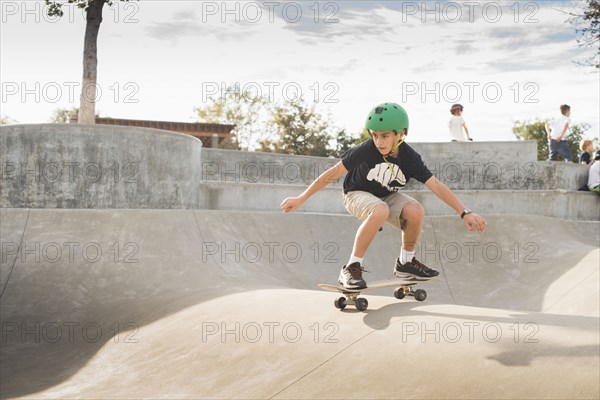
[1,0,597,141]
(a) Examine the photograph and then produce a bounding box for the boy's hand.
[280,196,304,213]
[463,213,486,233]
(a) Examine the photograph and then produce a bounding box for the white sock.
[400,249,415,264]
[347,254,364,266]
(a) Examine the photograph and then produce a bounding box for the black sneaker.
[338,262,368,289]
[394,257,439,280]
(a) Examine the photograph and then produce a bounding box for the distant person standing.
[545,104,573,162]
[448,104,472,142]
[579,139,593,165]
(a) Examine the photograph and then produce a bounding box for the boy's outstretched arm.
[425,176,487,232]
[280,161,348,213]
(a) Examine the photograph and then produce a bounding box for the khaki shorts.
[343,190,417,230]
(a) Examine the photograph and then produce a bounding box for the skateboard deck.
[318,278,430,311]
[319,278,428,293]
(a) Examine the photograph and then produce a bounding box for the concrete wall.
[1,125,595,220]
[199,182,600,221]
[201,144,589,191]
[0,124,203,209]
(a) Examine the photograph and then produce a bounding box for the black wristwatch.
[461,209,473,219]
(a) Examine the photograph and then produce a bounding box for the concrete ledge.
[201,146,589,191]
[0,124,204,209]
[200,182,600,221]
[1,125,590,213]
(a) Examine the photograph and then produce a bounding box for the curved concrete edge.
[200,182,600,221]
[2,123,201,143]
[0,208,30,297]
[0,124,203,209]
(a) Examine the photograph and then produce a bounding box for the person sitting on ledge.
[588,150,600,193]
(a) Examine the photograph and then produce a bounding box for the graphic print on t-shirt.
[366,162,406,192]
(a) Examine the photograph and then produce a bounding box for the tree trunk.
[78,0,105,124]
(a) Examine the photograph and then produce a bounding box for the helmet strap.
[385,132,405,157]
[382,136,405,175]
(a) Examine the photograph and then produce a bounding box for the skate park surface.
[1,210,598,399]
[1,124,599,399]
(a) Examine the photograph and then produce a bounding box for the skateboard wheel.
[334,297,347,310]
[394,287,405,300]
[355,298,368,311]
[414,289,427,302]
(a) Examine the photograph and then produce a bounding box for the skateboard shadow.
[486,344,599,367]
[361,301,598,334]
[358,301,599,367]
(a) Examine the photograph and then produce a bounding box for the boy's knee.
[402,201,424,220]
[370,203,389,221]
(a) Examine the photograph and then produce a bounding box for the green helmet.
[365,103,409,135]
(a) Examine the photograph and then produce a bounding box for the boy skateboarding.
[280,103,487,289]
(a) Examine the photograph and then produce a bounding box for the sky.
[1,0,599,143]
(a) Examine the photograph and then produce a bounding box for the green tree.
[0,116,18,125]
[330,130,356,158]
[568,123,593,159]
[567,0,600,69]
[329,129,370,158]
[194,88,269,150]
[259,101,334,157]
[513,119,590,161]
[357,128,372,143]
[45,0,137,124]
[49,107,79,123]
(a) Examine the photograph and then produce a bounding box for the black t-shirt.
[580,152,591,165]
[341,138,433,197]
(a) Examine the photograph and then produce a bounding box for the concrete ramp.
[1,209,598,399]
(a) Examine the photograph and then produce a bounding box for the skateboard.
[318,279,429,311]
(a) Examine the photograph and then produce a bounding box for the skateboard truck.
[334,292,368,311]
[394,285,427,301]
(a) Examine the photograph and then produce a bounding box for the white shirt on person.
[589,160,600,190]
[549,115,570,140]
[449,116,467,141]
